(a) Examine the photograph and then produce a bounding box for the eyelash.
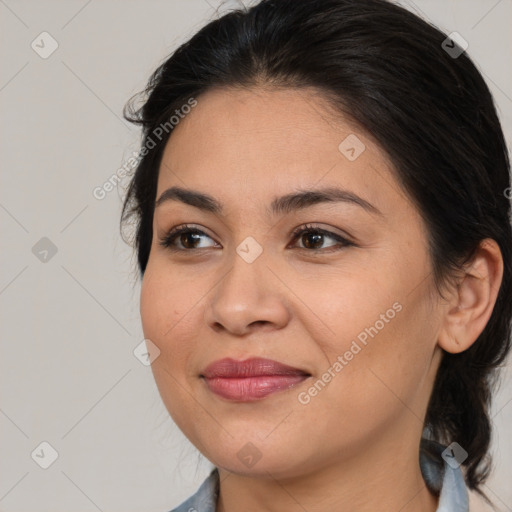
[158,223,354,253]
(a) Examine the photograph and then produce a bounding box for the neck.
[216,429,439,512]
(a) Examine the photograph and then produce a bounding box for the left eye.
[289,224,353,251]
[158,224,353,252]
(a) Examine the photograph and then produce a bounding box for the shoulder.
[168,468,219,512]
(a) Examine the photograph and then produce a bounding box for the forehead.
[156,86,403,217]
[163,86,366,162]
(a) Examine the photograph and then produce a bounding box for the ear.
[437,239,504,354]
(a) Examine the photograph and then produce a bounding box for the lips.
[201,357,311,401]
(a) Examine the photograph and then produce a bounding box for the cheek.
[325,294,435,419]
[140,272,167,344]
[141,260,194,338]
[303,267,436,410]
[140,269,202,427]
[140,268,196,372]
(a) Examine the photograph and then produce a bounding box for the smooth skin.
[140,86,503,512]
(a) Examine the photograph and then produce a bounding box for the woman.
[120,0,512,510]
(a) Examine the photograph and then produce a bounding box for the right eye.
[158,225,219,251]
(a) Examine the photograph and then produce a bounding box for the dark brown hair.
[121,0,512,502]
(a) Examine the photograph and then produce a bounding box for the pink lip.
[201,357,310,402]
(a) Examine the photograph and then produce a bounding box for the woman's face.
[140,86,445,477]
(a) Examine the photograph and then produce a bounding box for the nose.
[203,252,291,336]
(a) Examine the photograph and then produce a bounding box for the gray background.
[1,1,511,511]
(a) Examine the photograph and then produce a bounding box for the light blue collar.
[170,439,469,511]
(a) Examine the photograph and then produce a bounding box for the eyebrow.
[155,186,382,217]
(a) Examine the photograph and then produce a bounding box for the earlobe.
[437,239,504,354]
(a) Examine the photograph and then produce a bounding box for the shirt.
[168,439,469,512]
